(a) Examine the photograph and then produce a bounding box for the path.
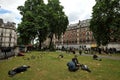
[81,53,120,60]
[57,50,120,60]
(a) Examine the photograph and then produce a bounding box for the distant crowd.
[57,46,119,55]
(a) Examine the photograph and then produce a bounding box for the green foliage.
[17,0,49,47]
[90,0,120,46]
[47,0,69,48]
[17,0,68,49]
[17,22,35,45]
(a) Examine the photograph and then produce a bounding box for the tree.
[17,0,68,50]
[90,0,120,46]
[33,1,49,49]
[47,0,69,49]
[17,0,49,49]
[17,21,35,45]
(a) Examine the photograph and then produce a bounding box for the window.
[9,43,11,47]
[1,33,3,36]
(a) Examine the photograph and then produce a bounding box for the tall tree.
[47,0,69,49]
[17,0,68,49]
[17,0,49,49]
[90,0,120,46]
[33,0,49,49]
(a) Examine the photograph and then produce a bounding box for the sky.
[0,0,96,27]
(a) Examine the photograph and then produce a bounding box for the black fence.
[0,47,15,60]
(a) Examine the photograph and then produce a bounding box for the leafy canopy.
[90,0,120,46]
[17,0,68,49]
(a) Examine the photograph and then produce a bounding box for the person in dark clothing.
[67,55,92,72]
[79,50,82,55]
[93,54,102,61]
[67,61,79,72]
[93,54,98,60]
[72,50,76,54]
[8,65,30,76]
[58,54,64,58]
[72,55,80,68]
[67,55,80,72]
[98,48,101,54]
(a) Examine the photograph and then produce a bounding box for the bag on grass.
[80,64,91,73]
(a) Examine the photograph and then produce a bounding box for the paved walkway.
[81,53,120,60]
[57,50,120,60]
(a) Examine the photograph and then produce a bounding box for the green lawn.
[0,51,120,80]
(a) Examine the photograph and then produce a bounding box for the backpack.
[67,61,77,71]
[80,64,91,72]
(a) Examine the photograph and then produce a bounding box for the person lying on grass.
[8,65,30,76]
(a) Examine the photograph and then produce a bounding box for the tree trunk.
[49,34,53,49]
[39,41,41,50]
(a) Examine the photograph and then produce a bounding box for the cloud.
[0,0,25,27]
[0,8,11,14]
[0,11,22,27]
[0,12,20,24]
[68,11,82,24]
[0,0,95,26]
[60,0,96,24]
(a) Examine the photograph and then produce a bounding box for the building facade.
[0,18,17,59]
[53,19,96,49]
[53,19,120,50]
[0,18,17,48]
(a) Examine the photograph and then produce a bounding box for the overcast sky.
[0,0,96,27]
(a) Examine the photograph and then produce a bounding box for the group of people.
[66,52,103,72]
[9,53,101,77]
[67,55,91,72]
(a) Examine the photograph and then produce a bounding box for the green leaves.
[46,0,68,48]
[17,0,68,49]
[17,0,46,46]
[47,0,68,37]
[90,0,120,46]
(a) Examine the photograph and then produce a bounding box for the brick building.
[53,19,120,50]
[53,19,96,49]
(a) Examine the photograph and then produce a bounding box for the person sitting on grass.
[93,54,102,61]
[79,50,82,55]
[72,55,81,68]
[67,60,79,72]
[67,55,91,72]
[8,65,30,76]
[67,55,80,72]
[58,54,64,58]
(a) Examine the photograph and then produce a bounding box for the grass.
[0,51,120,80]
